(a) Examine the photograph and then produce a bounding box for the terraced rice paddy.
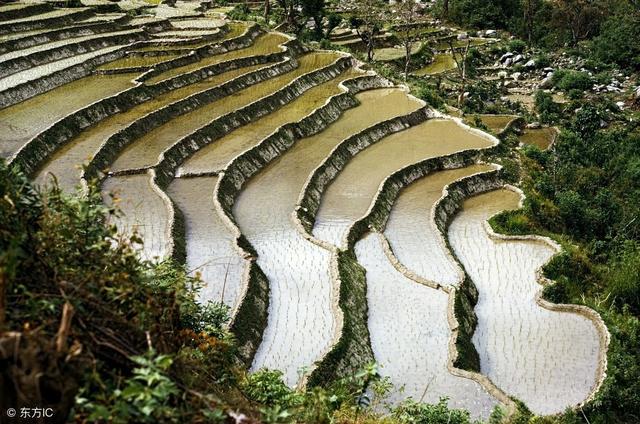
[235,88,421,384]
[0,2,607,420]
[449,189,602,415]
[385,164,495,286]
[414,53,458,75]
[519,127,558,150]
[313,119,495,247]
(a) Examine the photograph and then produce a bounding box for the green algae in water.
[414,53,458,76]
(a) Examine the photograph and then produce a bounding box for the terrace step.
[0,7,96,35]
[0,2,53,21]
[0,28,147,78]
[232,88,421,385]
[0,44,130,107]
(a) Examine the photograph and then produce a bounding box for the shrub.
[534,90,561,124]
[508,39,527,53]
[552,69,592,91]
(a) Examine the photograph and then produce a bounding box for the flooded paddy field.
[179,68,364,174]
[37,63,267,191]
[448,189,601,415]
[414,53,458,76]
[385,164,494,287]
[0,73,137,159]
[167,176,245,310]
[144,32,289,83]
[234,88,421,385]
[314,119,494,247]
[0,3,607,417]
[356,232,499,420]
[519,127,558,150]
[111,51,342,172]
[102,173,170,261]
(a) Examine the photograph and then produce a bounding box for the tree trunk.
[367,35,375,61]
[403,41,412,80]
[443,0,449,18]
[264,0,270,20]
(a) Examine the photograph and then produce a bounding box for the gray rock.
[527,122,541,129]
[524,59,536,68]
[539,75,554,89]
[606,85,622,92]
[457,32,468,40]
[511,72,522,81]
[504,58,513,67]
[513,54,524,63]
[500,52,514,63]
[635,86,640,99]
[497,70,508,79]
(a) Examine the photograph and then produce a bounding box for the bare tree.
[551,0,605,45]
[264,0,270,21]
[344,0,386,61]
[392,0,423,80]
[448,39,471,108]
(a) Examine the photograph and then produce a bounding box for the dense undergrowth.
[0,161,507,423]
[490,95,640,423]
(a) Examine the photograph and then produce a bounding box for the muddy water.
[145,32,289,84]
[0,73,137,159]
[449,189,601,415]
[179,68,364,174]
[470,114,517,134]
[414,53,457,76]
[356,232,499,420]
[385,164,494,287]
[313,119,494,247]
[97,54,182,71]
[102,173,170,262]
[234,88,422,385]
[36,64,266,192]
[167,176,245,309]
[519,127,557,150]
[111,52,342,172]
[136,22,246,52]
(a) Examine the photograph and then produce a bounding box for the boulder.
[527,122,542,129]
[484,29,497,37]
[500,52,514,63]
[504,58,513,67]
[539,75,554,89]
[511,72,522,81]
[513,54,524,63]
[497,70,508,79]
[524,59,536,68]
[457,32,468,40]
[635,86,640,99]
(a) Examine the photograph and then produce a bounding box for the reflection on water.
[449,189,601,415]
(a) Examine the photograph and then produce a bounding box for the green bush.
[508,39,527,53]
[552,69,592,91]
[534,90,561,124]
